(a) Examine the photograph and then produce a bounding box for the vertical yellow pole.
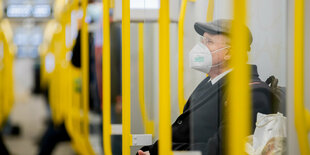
[227,0,250,155]
[138,23,149,133]
[294,0,310,154]
[138,22,146,127]
[206,0,214,22]
[3,38,9,117]
[2,38,6,120]
[159,0,172,155]
[58,24,66,125]
[81,0,89,133]
[138,23,154,134]
[0,35,2,126]
[81,0,95,154]
[81,0,89,126]
[63,12,70,126]
[9,44,13,113]
[102,0,113,154]
[177,0,187,114]
[54,37,61,125]
[3,39,6,115]
[122,0,132,154]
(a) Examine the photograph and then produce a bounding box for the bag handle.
[265,75,279,89]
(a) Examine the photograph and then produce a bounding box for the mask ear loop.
[210,46,231,67]
[211,46,231,53]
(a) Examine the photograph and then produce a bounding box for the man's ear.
[224,55,231,60]
[224,51,231,60]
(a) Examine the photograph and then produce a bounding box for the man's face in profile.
[202,32,231,66]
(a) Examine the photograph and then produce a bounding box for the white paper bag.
[246,112,287,155]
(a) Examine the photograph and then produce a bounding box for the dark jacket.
[139,65,273,155]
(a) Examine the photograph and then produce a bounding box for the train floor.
[3,94,75,155]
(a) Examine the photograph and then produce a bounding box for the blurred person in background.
[38,8,99,153]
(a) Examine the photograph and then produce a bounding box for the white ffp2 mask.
[189,42,230,73]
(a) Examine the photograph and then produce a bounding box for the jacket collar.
[182,64,261,114]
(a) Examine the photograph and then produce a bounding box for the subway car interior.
[0,0,310,154]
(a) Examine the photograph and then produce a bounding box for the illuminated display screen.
[33,5,51,17]
[6,4,51,18]
[7,5,32,17]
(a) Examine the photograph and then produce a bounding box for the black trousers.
[38,122,70,155]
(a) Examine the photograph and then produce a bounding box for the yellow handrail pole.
[81,0,95,154]
[102,0,113,154]
[227,0,250,154]
[294,0,310,154]
[138,23,154,135]
[159,0,172,155]
[2,35,10,118]
[0,34,2,126]
[3,40,6,114]
[65,8,71,135]
[65,7,76,148]
[0,37,4,121]
[54,27,62,125]
[8,44,14,113]
[0,29,4,116]
[3,38,9,116]
[122,0,133,154]
[178,0,187,114]
[206,0,214,22]
[60,18,67,126]
[8,42,14,116]
[1,39,4,117]
[64,10,71,124]
[138,23,148,132]
[52,37,62,125]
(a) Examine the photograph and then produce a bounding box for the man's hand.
[138,150,150,155]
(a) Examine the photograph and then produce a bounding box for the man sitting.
[138,19,273,155]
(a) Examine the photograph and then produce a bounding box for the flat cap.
[194,19,253,45]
